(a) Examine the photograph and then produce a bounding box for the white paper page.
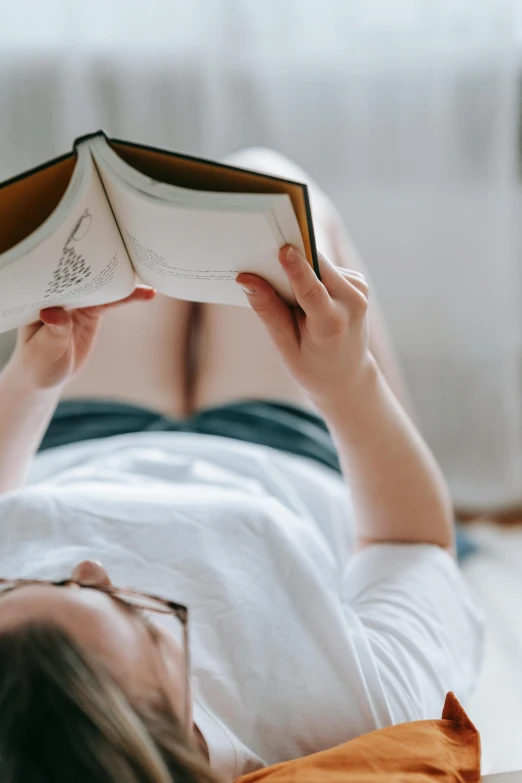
[0,152,135,333]
[94,157,306,307]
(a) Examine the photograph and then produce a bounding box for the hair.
[0,621,223,783]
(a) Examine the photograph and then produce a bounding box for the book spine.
[73,129,109,150]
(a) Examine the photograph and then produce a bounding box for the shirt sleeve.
[342,543,484,724]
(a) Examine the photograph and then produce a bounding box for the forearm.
[317,355,454,551]
[0,361,61,495]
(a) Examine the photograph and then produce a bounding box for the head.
[0,561,221,783]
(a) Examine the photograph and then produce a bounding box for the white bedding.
[462,523,522,774]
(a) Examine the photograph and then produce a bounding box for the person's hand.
[236,246,371,408]
[9,286,156,391]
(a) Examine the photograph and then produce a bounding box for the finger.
[39,307,72,331]
[78,286,156,317]
[36,308,73,348]
[105,286,156,308]
[335,268,370,298]
[315,253,369,302]
[235,273,299,358]
[336,267,366,281]
[21,306,72,345]
[279,246,335,327]
[316,252,366,281]
[20,320,45,344]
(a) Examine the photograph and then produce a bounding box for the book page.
[93,147,306,307]
[0,150,135,334]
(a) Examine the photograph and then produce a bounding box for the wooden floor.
[457,509,522,527]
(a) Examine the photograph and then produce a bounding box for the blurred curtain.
[0,0,521,510]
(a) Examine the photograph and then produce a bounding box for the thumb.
[236,274,298,358]
[39,307,72,332]
[36,308,73,347]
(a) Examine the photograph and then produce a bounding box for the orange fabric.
[235,692,480,783]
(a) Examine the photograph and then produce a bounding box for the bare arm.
[0,286,155,497]
[317,356,454,551]
[0,363,61,494]
[238,246,454,553]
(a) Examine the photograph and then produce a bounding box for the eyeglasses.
[0,578,191,730]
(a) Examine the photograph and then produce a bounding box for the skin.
[0,560,208,759]
[0,242,454,762]
[0,288,205,757]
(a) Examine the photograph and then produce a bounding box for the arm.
[0,363,62,494]
[317,357,454,550]
[0,285,155,497]
[237,246,454,552]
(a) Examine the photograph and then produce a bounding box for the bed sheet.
[462,523,522,774]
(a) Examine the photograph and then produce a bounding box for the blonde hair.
[0,621,222,783]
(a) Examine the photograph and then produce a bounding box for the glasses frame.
[0,578,191,730]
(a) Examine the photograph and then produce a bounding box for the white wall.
[1,0,521,510]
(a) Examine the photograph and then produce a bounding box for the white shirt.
[0,432,483,780]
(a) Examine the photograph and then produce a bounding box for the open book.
[0,130,318,334]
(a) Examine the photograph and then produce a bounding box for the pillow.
[235,692,480,782]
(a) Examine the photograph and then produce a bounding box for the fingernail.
[238,283,256,296]
[284,247,300,264]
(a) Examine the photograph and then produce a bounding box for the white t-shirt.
[0,432,483,780]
